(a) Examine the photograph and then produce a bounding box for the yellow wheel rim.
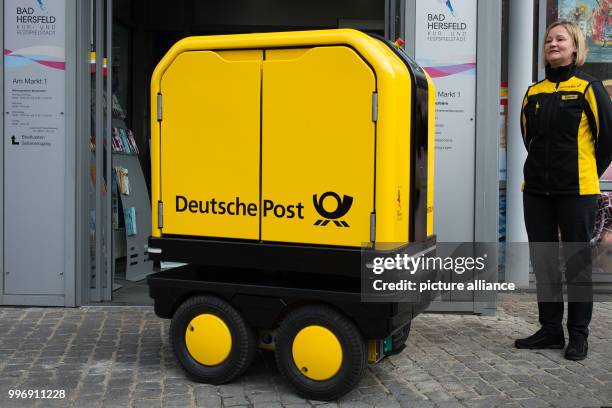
[185,314,232,366]
[292,325,343,381]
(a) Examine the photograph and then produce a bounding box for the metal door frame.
[1,0,5,305]
[386,0,406,41]
[90,0,113,302]
[75,0,113,304]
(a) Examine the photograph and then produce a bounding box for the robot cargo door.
[159,50,262,240]
[261,46,376,247]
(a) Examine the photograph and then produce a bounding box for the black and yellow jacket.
[521,64,612,195]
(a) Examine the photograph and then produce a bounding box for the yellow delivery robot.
[146,29,436,401]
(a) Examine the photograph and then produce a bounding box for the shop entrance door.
[88,0,113,302]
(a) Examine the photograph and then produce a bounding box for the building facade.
[2,0,608,308]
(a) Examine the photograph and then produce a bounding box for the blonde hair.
[542,20,588,67]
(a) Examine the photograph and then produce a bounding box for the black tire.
[389,321,411,355]
[275,305,366,401]
[170,295,256,384]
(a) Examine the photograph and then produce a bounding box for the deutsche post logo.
[313,192,353,227]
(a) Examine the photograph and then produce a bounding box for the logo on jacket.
[36,0,46,11]
[313,192,353,227]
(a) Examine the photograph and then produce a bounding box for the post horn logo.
[313,192,353,227]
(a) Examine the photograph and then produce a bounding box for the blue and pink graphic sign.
[420,61,476,78]
[439,0,457,17]
[4,46,65,71]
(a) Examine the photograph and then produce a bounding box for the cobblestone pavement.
[0,297,611,408]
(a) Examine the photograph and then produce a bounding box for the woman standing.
[516,21,612,360]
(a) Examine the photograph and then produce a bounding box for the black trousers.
[523,193,598,339]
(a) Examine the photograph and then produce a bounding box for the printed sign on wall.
[415,0,478,242]
[3,0,66,295]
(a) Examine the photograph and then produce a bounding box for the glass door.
[388,0,406,41]
[88,0,113,302]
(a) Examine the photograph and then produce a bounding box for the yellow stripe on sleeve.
[585,84,600,139]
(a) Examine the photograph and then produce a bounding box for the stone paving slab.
[0,297,611,407]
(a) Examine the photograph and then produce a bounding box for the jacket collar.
[545,63,577,83]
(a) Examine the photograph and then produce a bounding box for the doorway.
[84,0,397,304]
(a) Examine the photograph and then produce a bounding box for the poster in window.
[557,0,612,63]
